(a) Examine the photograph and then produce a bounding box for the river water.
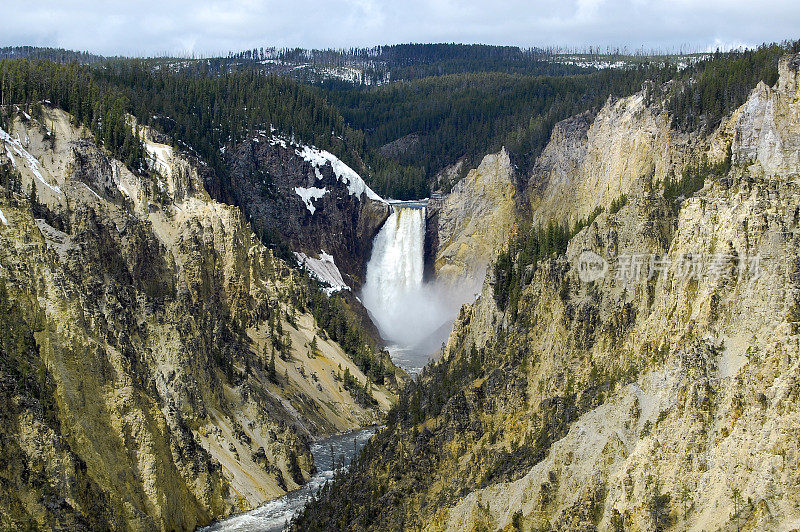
[387,344,438,377]
[200,427,377,531]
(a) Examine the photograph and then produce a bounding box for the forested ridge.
[227,43,591,83]
[0,46,105,64]
[319,67,672,196]
[665,43,798,132]
[95,61,367,195]
[0,60,147,170]
[2,42,794,199]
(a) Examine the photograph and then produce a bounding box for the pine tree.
[268,347,277,383]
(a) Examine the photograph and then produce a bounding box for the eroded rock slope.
[0,107,395,530]
[293,55,800,532]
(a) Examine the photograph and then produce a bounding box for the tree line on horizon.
[1,40,794,202]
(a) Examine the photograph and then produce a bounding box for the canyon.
[292,54,800,532]
[2,44,800,532]
[0,108,398,529]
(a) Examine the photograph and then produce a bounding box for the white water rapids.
[202,428,376,531]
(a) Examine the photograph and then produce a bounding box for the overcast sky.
[1,0,797,56]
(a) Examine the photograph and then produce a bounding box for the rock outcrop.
[430,90,678,294]
[222,133,390,289]
[730,55,800,176]
[0,108,395,530]
[528,92,684,227]
[433,148,518,290]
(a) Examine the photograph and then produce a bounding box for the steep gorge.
[2,46,798,532]
[293,54,800,532]
[0,107,398,530]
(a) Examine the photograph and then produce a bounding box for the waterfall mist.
[361,204,479,371]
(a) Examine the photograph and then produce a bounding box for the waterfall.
[361,204,456,371]
[362,205,426,324]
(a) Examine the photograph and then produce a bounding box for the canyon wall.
[294,55,800,532]
[0,108,395,530]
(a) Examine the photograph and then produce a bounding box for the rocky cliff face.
[528,90,690,227]
[430,89,678,291]
[432,148,518,290]
[436,62,800,528]
[731,55,800,176]
[0,108,395,530]
[293,55,800,532]
[222,133,390,289]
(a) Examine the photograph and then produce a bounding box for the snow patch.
[0,126,62,194]
[294,186,328,214]
[294,144,385,203]
[266,133,385,203]
[144,140,173,177]
[294,251,350,295]
[0,207,7,225]
[268,136,287,149]
[82,182,103,201]
[315,65,367,84]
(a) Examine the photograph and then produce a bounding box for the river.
[200,427,377,531]
[203,201,454,530]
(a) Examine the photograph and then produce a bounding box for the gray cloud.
[0,0,797,56]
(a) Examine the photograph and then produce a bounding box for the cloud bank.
[0,0,797,56]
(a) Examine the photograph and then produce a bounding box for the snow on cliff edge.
[294,251,350,295]
[293,143,385,203]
